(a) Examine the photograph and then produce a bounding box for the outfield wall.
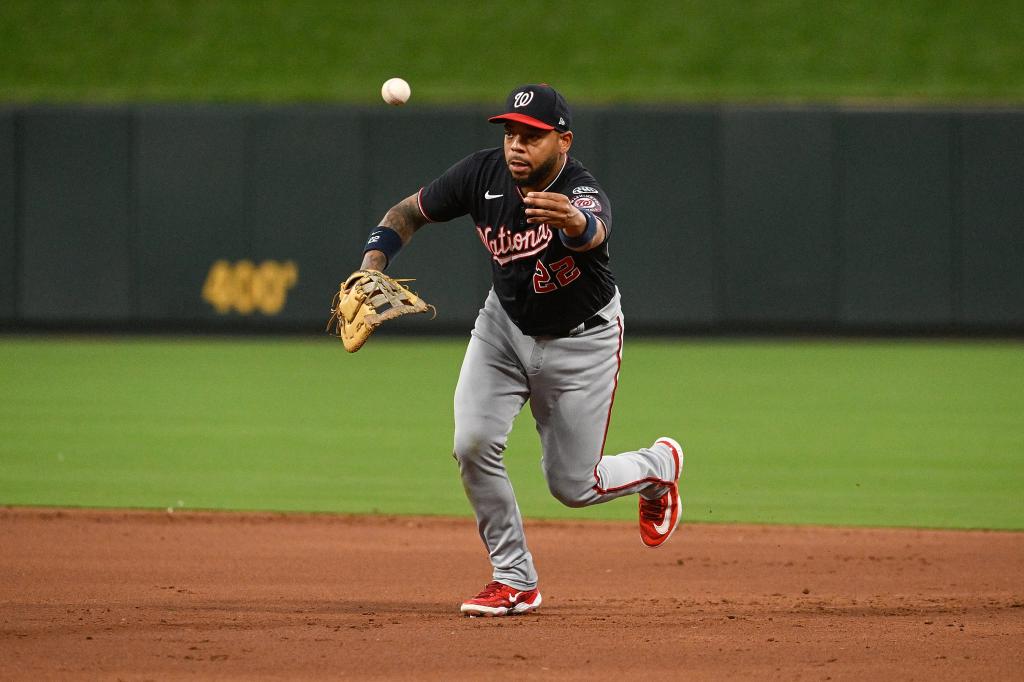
[1,105,1021,334]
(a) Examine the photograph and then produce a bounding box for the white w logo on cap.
[513,91,534,108]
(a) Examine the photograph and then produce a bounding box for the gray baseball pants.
[453,288,676,590]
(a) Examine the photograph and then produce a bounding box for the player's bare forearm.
[524,191,606,252]
[360,250,388,271]
[382,194,429,240]
[359,194,428,270]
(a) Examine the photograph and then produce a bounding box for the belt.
[561,313,609,338]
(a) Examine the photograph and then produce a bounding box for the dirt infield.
[1,508,1021,680]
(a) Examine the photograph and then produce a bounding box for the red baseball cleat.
[460,581,542,617]
[639,436,683,548]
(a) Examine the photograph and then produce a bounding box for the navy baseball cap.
[488,83,572,132]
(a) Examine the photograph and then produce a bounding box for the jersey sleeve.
[417,152,479,223]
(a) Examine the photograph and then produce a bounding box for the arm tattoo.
[381,195,428,243]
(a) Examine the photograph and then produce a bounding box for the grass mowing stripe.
[1,337,1021,529]
[1,1,1022,102]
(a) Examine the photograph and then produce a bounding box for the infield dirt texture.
[2,507,1023,680]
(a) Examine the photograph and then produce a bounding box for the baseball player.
[357,84,684,616]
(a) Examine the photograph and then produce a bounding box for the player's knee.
[547,478,590,508]
[453,428,503,465]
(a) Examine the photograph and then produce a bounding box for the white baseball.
[381,77,411,106]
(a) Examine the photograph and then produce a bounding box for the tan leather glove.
[326,270,434,352]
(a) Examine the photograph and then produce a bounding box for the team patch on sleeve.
[571,195,602,212]
[572,185,599,195]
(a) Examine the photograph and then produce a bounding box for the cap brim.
[488,113,555,131]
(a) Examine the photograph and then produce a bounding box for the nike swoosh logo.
[484,191,504,200]
[508,591,523,603]
[652,496,673,535]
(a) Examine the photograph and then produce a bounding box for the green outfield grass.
[1,336,1021,529]
[1,0,1022,103]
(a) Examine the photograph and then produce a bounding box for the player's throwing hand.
[524,191,605,250]
[523,191,584,229]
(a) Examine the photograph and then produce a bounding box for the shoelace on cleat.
[639,496,668,521]
[471,581,507,600]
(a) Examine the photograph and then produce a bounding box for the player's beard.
[511,153,558,190]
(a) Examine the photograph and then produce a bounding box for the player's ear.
[558,131,573,153]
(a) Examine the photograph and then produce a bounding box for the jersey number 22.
[533,256,581,294]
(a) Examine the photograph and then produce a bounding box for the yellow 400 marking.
[201,259,298,315]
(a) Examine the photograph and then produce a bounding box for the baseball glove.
[326,270,434,352]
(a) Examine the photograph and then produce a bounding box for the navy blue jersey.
[418,148,615,336]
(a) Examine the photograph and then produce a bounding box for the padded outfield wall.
[0,105,1021,334]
